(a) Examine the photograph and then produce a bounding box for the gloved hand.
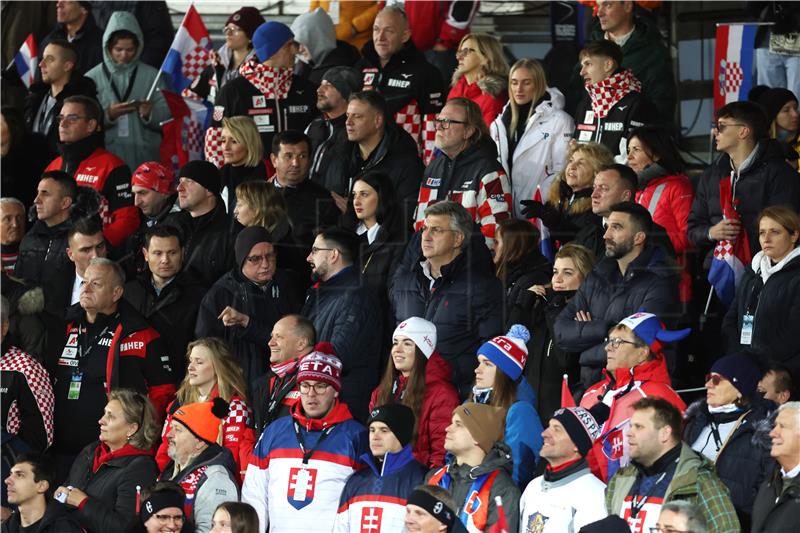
[520,200,560,227]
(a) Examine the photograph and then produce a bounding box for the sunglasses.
[705,373,725,386]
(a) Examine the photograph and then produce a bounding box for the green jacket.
[606,443,740,533]
[85,11,170,170]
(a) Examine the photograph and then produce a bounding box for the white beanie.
[393,317,437,359]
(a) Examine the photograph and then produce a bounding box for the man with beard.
[554,201,679,388]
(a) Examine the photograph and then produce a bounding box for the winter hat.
[551,406,602,457]
[296,343,342,391]
[406,489,456,528]
[710,353,763,399]
[577,515,632,533]
[478,324,530,381]
[393,317,437,359]
[453,403,505,454]
[617,312,691,355]
[172,397,230,445]
[757,87,798,123]
[252,21,294,63]
[131,161,176,195]
[178,160,221,195]
[367,404,416,447]
[234,225,272,269]
[290,8,336,64]
[140,491,185,525]
[321,66,362,101]
[225,7,265,40]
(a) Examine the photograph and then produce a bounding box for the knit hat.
[393,317,437,359]
[710,353,763,399]
[757,87,798,123]
[131,161,176,195]
[234,225,272,269]
[551,406,602,457]
[140,490,185,525]
[172,397,230,445]
[453,403,505,454]
[178,160,221,195]
[225,7,265,40]
[478,324,530,381]
[321,66,363,101]
[406,489,456,528]
[617,312,691,355]
[367,403,416,447]
[252,21,294,63]
[296,343,342,391]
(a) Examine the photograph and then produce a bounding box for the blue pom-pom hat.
[477,324,530,381]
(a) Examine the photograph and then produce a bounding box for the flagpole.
[146,3,194,101]
[715,22,774,27]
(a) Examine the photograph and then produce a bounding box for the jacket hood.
[291,8,336,64]
[291,398,354,430]
[476,74,507,97]
[685,397,775,452]
[361,39,426,70]
[462,441,514,477]
[101,11,144,73]
[425,352,454,386]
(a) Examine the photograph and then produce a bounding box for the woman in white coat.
[490,59,575,218]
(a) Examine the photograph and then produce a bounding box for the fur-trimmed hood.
[477,73,507,97]
[684,397,774,452]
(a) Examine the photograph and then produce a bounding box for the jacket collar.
[290,399,354,431]
[57,131,103,163]
[362,445,417,477]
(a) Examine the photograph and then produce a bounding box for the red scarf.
[586,68,642,119]
[92,442,153,473]
[239,60,293,99]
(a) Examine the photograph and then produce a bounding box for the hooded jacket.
[85,11,170,170]
[1,499,83,533]
[448,74,508,128]
[490,88,575,217]
[291,8,359,86]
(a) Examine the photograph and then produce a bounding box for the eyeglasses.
[650,527,691,533]
[299,382,331,395]
[456,47,476,58]
[56,114,88,124]
[154,513,185,524]
[420,225,457,236]
[245,253,277,265]
[705,373,725,386]
[310,246,334,254]
[711,122,745,133]
[604,337,642,349]
[223,26,243,35]
[433,117,467,130]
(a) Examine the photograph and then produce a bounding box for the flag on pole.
[13,34,38,88]
[713,23,758,110]
[159,4,213,92]
[561,374,576,408]
[533,186,555,262]
[486,496,510,533]
[160,90,212,173]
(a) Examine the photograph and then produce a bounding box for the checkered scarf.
[1,346,54,447]
[239,60,293,100]
[586,68,642,119]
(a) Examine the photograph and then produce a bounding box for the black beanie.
[322,66,362,101]
[178,161,221,195]
[758,87,798,123]
[235,225,272,270]
[367,404,415,448]
[551,406,603,457]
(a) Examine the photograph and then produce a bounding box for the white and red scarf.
[239,60,293,100]
[586,68,642,119]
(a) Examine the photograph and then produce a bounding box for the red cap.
[131,162,176,195]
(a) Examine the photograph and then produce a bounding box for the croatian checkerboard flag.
[713,23,757,111]
[159,4,213,92]
[160,90,212,172]
[13,34,38,89]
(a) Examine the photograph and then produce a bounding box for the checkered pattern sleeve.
[0,348,54,449]
[223,396,257,481]
[476,169,512,249]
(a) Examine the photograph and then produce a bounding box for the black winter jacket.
[1,500,83,533]
[501,251,551,327]
[14,219,72,286]
[294,40,360,86]
[274,177,340,248]
[307,113,351,196]
[751,464,800,533]
[573,88,655,159]
[173,201,234,288]
[220,161,269,219]
[121,195,190,278]
[40,15,104,75]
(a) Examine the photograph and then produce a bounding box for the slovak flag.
[708,174,752,307]
[159,4,213,92]
[159,90,212,173]
[533,186,555,262]
[486,497,510,533]
[13,34,38,89]
[713,24,757,110]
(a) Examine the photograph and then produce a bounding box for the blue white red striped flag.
[13,34,38,89]
[159,4,213,92]
[714,23,758,110]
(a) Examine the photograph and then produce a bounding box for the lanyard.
[293,420,335,464]
[262,374,297,429]
[436,468,492,524]
[102,63,139,103]
[630,471,667,519]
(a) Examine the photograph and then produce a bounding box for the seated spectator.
[291,8,359,86]
[580,312,689,482]
[757,87,799,161]
[508,243,597,422]
[369,317,460,469]
[2,108,50,208]
[573,40,655,161]
[251,315,316,435]
[58,389,159,533]
[425,403,520,533]
[159,399,239,533]
[129,481,189,533]
[414,98,511,249]
[44,95,139,248]
[574,163,634,257]
[683,353,772,529]
[555,202,680,387]
[302,227,382,420]
[521,142,612,247]
[392,201,503,396]
[448,33,508,127]
[90,3,176,71]
[242,351,369,533]
[404,485,464,533]
[2,453,83,533]
[335,404,426,531]
[40,1,104,75]
[156,338,255,482]
[757,363,794,405]
[0,274,46,363]
[206,21,318,166]
[268,131,340,249]
[490,58,574,217]
[15,172,76,286]
[1,198,26,274]
[605,397,740,533]
[654,500,708,533]
[688,101,799,273]
[470,325,544,488]
[24,40,97,162]
[519,407,608,532]
[85,12,169,171]
[175,160,234,288]
[211,502,260,533]
[723,206,800,376]
[751,401,800,532]
[219,116,267,220]
[492,219,551,325]
[195,226,300,384]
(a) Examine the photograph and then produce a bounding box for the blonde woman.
[447,33,509,127]
[219,116,267,217]
[490,58,575,217]
[155,338,255,480]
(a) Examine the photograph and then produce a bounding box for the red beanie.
[296,342,342,392]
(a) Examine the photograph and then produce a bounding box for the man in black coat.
[301,227,382,421]
[39,2,103,76]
